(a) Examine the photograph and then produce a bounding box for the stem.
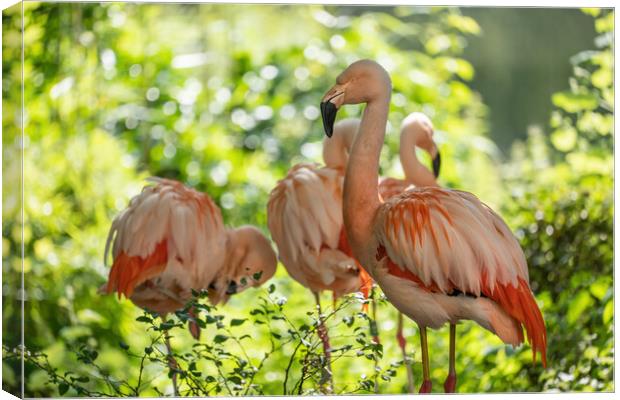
[282,340,304,395]
[314,292,333,394]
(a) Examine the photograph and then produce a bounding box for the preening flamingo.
[320,60,547,393]
[266,119,371,392]
[104,177,277,328]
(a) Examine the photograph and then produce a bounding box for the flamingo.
[266,119,371,392]
[103,177,277,394]
[377,112,441,393]
[320,60,547,394]
[379,112,440,201]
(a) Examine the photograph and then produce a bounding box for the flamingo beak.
[225,280,238,295]
[320,101,338,137]
[432,150,441,178]
[320,89,344,137]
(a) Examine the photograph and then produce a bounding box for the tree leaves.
[552,91,598,113]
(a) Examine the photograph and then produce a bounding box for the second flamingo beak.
[432,150,441,178]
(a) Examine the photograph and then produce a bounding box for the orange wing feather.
[378,187,547,366]
[106,240,168,298]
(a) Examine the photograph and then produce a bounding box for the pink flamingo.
[377,112,441,392]
[103,177,277,394]
[267,119,372,392]
[379,112,440,201]
[104,177,277,325]
[320,60,547,393]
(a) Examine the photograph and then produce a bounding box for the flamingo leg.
[418,326,432,394]
[370,288,380,393]
[397,313,415,393]
[314,292,333,394]
[443,323,457,393]
[188,306,201,340]
[164,330,180,397]
[370,287,381,345]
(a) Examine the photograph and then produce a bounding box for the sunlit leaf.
[552,91,598,113]
[567,291,594,324]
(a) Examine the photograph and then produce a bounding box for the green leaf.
[446,14,481,35]
[595,12,613,33]
[551,126,577,152]
[603,301,613,324]
[59,383,69,396]
[136,316,152,323]
[567,291,594,324]
[592,67,612,89]
[552,91,598,113]
[230,318,246,327]
[213,334,229,344]
[589,277,610,300]
[581,8,601,17]
[160,322,176,330]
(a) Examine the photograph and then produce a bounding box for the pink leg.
[370,288,380,345]
[419,326,432,394]
[443,323,457,393]
[314,292,333,393]
[397,313,415,393]
[164,330,180,396]
[188,306,201,340]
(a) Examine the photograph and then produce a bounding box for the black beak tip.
[320,101,337,138]
[432,151,441,178]
[225,281,238,295]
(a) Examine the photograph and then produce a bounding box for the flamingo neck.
[400,131,439,187]
[322,130,349,170]
[343,97,389,248]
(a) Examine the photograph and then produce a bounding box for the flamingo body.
[379,177,414,201]
[104,177,277,315]
[267,162,368,297]
[105,177,227,313]
[374,187,546,365]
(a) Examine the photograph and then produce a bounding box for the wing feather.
[267,163,347,288]
[104,178,226,298]
[376,187,528,294]
[375,187,546,365]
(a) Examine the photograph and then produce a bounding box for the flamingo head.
[209,226,277,304]
[321,59,391,137]
[401,112,441,178]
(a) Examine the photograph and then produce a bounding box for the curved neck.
[400,131,438,187]
[322,131,349,170]
[343,97,390,246]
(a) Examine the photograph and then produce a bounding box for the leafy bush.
[2,4,613,396]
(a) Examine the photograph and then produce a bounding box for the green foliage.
[5,287,403,396]
[1,4,613,396]
[496,8,613,392]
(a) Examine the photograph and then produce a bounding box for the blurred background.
[2,3,613,396]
